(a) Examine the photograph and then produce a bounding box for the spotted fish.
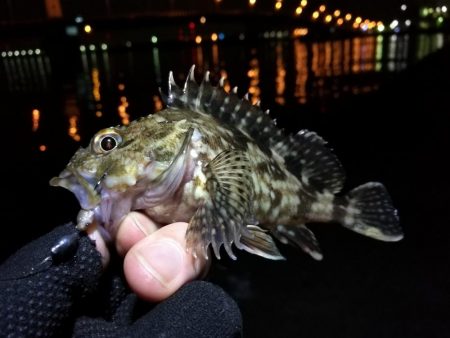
[50,66,403,260]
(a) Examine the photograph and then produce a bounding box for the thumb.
[123,222,209,302]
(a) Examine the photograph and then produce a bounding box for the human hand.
[0,221,241,337]
[90,212,209,302]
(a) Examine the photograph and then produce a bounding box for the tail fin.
[336,182,403,241]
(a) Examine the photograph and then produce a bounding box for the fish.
[50,65,403,261]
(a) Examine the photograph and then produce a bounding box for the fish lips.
[50,168,101,210]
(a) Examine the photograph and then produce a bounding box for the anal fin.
[272,224,323,261]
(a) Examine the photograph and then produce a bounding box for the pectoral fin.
[186,149,254,260]
[238,225,285,260]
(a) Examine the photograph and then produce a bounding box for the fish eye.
[92,129,123,154]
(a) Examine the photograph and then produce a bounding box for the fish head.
[50,115,190,230]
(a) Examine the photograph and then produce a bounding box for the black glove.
[0,224,242,337]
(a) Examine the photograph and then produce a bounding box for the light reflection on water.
[0,32,447,148]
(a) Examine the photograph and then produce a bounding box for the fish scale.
[50,65,404,261]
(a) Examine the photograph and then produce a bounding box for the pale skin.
[88,212,209,302]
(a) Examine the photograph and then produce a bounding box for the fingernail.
[130,212,150,236]
[134,239,184,287]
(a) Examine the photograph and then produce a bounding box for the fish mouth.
[50,167,103,210]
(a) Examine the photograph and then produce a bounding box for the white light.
[14,51,19,56]
[80,45,86,52]
[125,41,132,48]
[390,20,399,29]
[35,49,41,55]
[400,4,407,11]
[442,6,448,13]
[151,36,158,44]
[361,23,368,31]
[21,50,26,56]
[75,16,84,23]
[239,33,245,40]
[89,44,96,51]
[7,51,13,57]
[28,49,34,55]
[101,43,108,50]
[377,25,385,32]
[1,52,6,57]
[405,19,411,26]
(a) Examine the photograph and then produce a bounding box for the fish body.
[51,66,403,260]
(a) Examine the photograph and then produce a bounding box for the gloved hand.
[0,213,242,337]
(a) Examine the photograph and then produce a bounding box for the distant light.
[263,32,269,38]
[337,18,344,26]
[195,35,202,44]
[239,33,245,40]
[7,51,13,57]
[84,24,92,34]
[436,7,441,14]
[125,41,132,48]
[295,7,302,15]
[293,28,308,37]
[428,7,434,14]
[39,145,47,152]
[437,16,444,25]
[75,16,84,23]
[20,50,26,56]
[333,10,341,17]
[65,25,78,36]
[249,0,256,6]
[218,32,225,40]
[325,15,332,23]
[442,6,448,13]
[151,36,158,44]
[89,44,96,51]
[96,111,102,118]
[118,83,125,91]
[421,8,429,17]
[101,43,108,50]
[400,4,407,11]
[1,52,6,57]
[312,11,319,19]
[352,22,359,29]
[405,19,411,27]
[390,20,399,29]
[319,5,326,13]
[275,1,282,10]
[377,24,385,32]
[199,16,206,24]
[355,17,362,24]
[360,23,368,31]
[300,0,307,7]
[188,22,195,30]
[211,33,218,42]
[35,50,40,56]
[345,13,352,21]
[80,45,86,52]
[14,50,19,56]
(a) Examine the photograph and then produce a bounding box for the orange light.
[355,17,362,24]
[118,83,125,91]
[345,13,352,21]
[275,1,282,10]
[32,109,40,132]
[39,145,47,152]
[300,0,307,6]
[312,11,319,19]
[353,22,359,29]
[319,5,326,12]
[325,14,332,23]
[249,0,256,6]
[199,16,206,24]
[195,35,202,44]
[334,10,341,17]
[211,33,218,42]
[337,18,344,25]
[295,7,302,15]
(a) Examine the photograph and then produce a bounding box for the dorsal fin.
[161,65,285,151]
[272,130,346,193]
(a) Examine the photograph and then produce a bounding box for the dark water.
[1,30,450,337]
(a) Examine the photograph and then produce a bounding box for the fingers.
[123,222,209,302]
[86,223,110,268]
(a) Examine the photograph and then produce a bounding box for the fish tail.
[335,182,403,241]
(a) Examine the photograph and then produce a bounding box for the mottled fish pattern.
[50,66,403,260]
